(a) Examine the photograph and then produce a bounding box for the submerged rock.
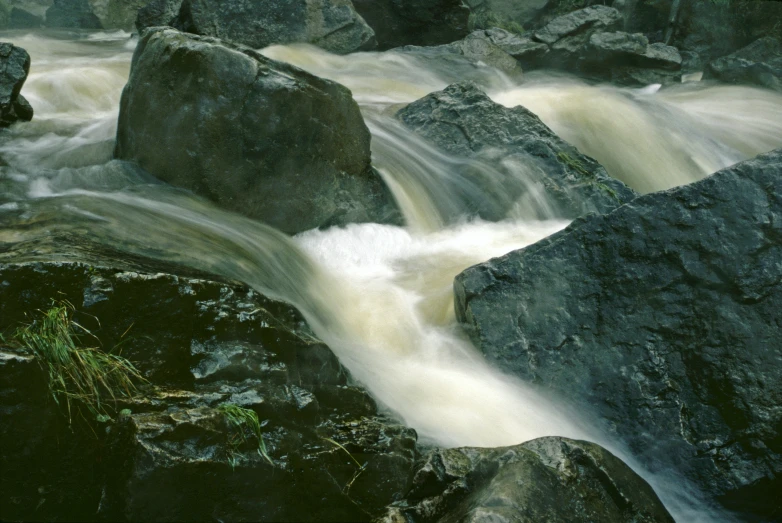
[178,0,376,54]
[351,0,469,50]
[0,42,33,126]
[45,0,101,28]
[455,149,782,520]
[115,28,400,234]
[0,247,416,522]
[397,82,636,221]
[380,437,674,522]
[705,36,782,92]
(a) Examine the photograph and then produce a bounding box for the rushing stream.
[2,29,782,522]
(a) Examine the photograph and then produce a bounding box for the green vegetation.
[217,403,274,468]
[323,437,367,494]
[8,301,145,424]
[557,151,620,201]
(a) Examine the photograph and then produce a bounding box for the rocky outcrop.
[0,247,417,522]
[45,0,101,28]
[178,0,375,54]
[114,28,400,235]
[533,5,623,51]
[468,27,550,69]
[521,6,682,85]
[582,31,682,85]
[87,0,147,31]
[705,36,782,92]
[9,6,43,27]
[397,82,636,221]
[0,42,33,127]
[465,0,550,33]
[396,31,523,79]
[351,0,469,50]
[380,438,674,522]
[135,0,181,32]
[455,149,782,520]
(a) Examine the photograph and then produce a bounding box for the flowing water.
[3,29,782,521]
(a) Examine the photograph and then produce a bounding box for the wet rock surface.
[0,42,32,126]
[379,437,674,523]
[705,36,782,92]
[0,248,417,522]
[397,82,636,221]
[135,0,181,31]
[455,149,782,520]
[178,0,376,54]
[115,28,400,235]
[396,31,522,79]
[45,0,101,28]
[468,27,550,69]
[351,0,469,50]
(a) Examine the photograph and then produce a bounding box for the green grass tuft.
[217,403,274,468]
[9,301,145,424]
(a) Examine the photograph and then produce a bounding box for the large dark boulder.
[396,82,636,222]
[705,36,782,92]
[87,0,147,30]
[0,42,33,127]
[178,0,375,54]
[0,243,417,522]
[114,28,400,234]
[9,7,43,28]
[380,438,674,522]
[455,149,782,520]
[351,0,469,50]
[135,0,181,31]
[45,0,101,28]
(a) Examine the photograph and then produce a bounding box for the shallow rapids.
[2,29,781,523]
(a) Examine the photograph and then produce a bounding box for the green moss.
[557,151,621,201]
[9,301,146,424]
[217,403,274,468]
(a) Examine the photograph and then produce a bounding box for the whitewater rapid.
[2,29,782,522]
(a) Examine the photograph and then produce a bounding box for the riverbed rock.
[351,0,469,50]
[704,36,782,92]
[9,6,43,27]
[380,438,674,522]
[88,0,146,31]
[45,0,101,28]
[0,244,417,522]
[396,31,523,79]
[397,82,636,221]
[583,31,682,85]
[135,0,180,31]
[115,28,400,234]
[178,0,375,54]
[0,42,33,126]
[454,149,782,520]
[468,27,550,69]
[465,0,550,33]
[533,5,623,50]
